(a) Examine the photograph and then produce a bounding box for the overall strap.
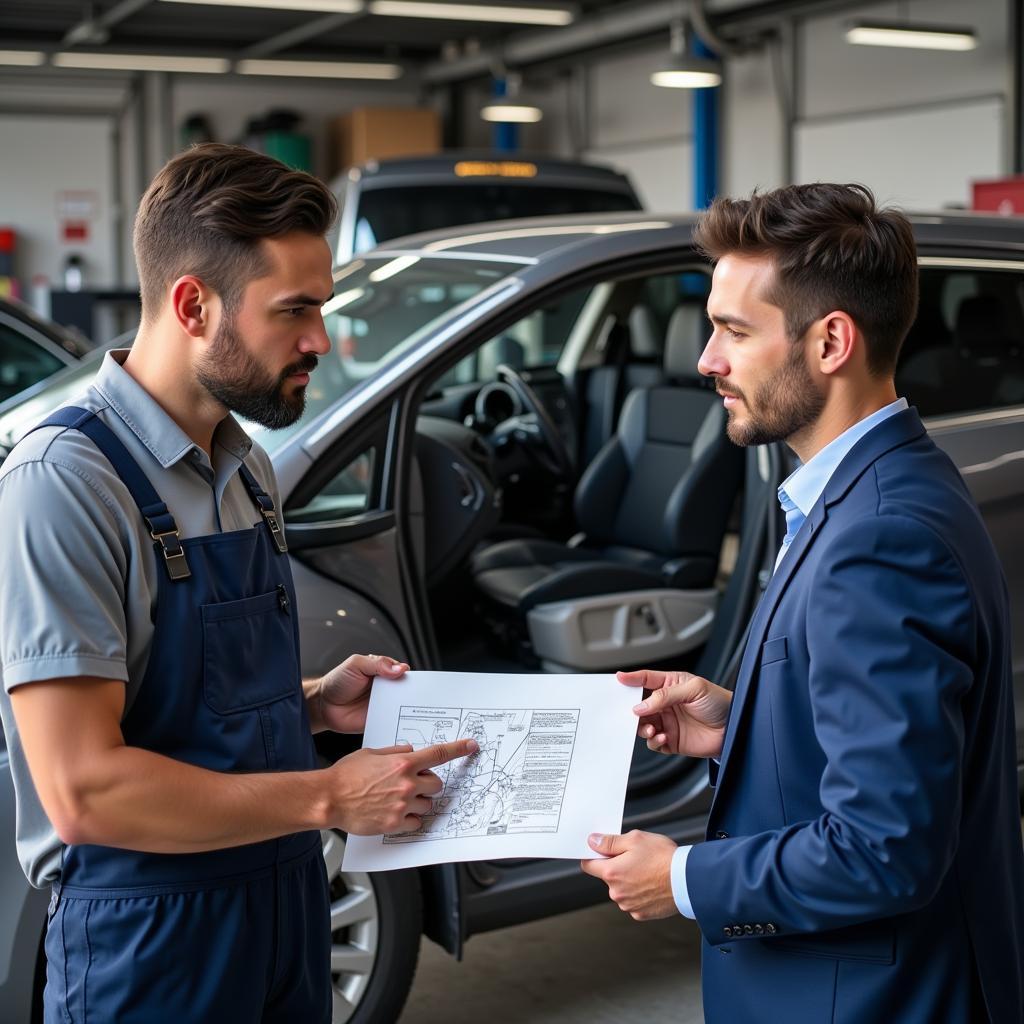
[28,407,192,581]
[237,462,288,554]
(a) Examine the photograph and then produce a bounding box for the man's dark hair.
[693,183,918,376]
[133,143,337,322]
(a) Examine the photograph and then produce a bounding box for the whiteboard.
[795,96,1004,210]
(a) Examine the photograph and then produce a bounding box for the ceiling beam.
[62,0,156,48]
[422,0,874,84]
[240,11,368,59]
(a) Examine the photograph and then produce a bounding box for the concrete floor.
[401,901,704,1024]
[401,818,1024,1023]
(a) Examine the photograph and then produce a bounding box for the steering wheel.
[495,363,575,479]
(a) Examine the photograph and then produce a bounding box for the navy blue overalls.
[34,408,331,1023]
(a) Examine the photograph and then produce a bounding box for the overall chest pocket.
[202,589,298,714]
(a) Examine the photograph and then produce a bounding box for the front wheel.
[321,829,422,1024]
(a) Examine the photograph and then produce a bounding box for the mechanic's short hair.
[133,142,337,323]
[693,183,918,377]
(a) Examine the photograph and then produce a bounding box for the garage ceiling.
[0,0,644,65]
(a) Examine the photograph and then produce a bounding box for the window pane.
[353,185,637,252]
[0,325,64,403]
[897,267,1024,417]
[286,449,375,524]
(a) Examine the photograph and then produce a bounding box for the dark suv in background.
[329,153,642,263]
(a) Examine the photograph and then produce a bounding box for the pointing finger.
[410,738,479,769]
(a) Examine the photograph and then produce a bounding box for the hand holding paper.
[342,671,638,871]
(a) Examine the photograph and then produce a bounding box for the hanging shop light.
[651,20,722,89]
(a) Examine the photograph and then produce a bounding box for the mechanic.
[582,183,1024,1023]
[0,143,476,1022]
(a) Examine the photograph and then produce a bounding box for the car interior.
[405,266,750,682]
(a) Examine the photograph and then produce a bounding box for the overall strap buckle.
[143,502,192,581]
[255,493,288,554]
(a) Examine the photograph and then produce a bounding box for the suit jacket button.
[723,926,733,937]
[743,925,753,935]
[754,924,764,935]
[714,830,729,839]
[765,923,777,935]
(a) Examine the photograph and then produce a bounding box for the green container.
[261,132,312,172]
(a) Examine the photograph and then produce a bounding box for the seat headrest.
[628,305,661,359]
[663,304,707,382]
[954,294,1018,358]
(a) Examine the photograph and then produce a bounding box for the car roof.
[360,209,1024,265]
[0,295,93,358]
[364,212,692,262]
[350,152,636,189]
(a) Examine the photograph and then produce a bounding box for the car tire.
[321,829,422,1024]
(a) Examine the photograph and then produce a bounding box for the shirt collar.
[778,398,909,518]
[92,350,254,469]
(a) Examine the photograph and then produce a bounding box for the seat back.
[580,304,664,465]
[574,304,743,577]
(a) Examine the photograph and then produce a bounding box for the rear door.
[896,254,1024,758]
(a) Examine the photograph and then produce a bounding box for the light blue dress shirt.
[669,398,909,919]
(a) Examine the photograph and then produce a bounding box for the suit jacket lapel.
[713,501,826,788]
[710,408,928,805]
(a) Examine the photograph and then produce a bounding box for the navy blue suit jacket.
[688,408,1024,1023]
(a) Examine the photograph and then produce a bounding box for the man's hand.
[310,653,410,734]
[618,669,733,759]
[581,830,679,920]
[328,738,479,836]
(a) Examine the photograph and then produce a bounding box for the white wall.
[0,113,118,290]
[794,0,1010,208]
[585,46,695,212]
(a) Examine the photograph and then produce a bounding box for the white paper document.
[341,671,638,871]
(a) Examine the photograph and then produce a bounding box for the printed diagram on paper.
[385,707,580,844]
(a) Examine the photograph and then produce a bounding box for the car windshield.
[353,184,638,253]
[0,255,522,457]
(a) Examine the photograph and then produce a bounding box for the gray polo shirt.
[0,350,281,887]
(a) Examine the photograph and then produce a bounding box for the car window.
[352,185,638,254]
[897,265,1024,417]
[436,287,594,388]
[286,448,376,523]
[0,323,65,403]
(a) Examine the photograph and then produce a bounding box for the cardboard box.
[330,107,441,177]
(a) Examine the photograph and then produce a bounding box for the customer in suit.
[582,182,1024,1023]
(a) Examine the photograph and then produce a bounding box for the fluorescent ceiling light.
[237,58,402,78]
[54,52,229,72]
[0,50,45,66]
[160,0,361,10]
[845,23,976,51]
[651,69,721,88]
[369,255,421,281]
[480,103,543,123]
[369,2,573,26]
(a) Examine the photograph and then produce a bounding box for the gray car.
[1,212,1022,1023]
[0,296,93,406]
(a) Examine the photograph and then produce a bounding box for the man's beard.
[195,315,318,430]
[719,341,825,447]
